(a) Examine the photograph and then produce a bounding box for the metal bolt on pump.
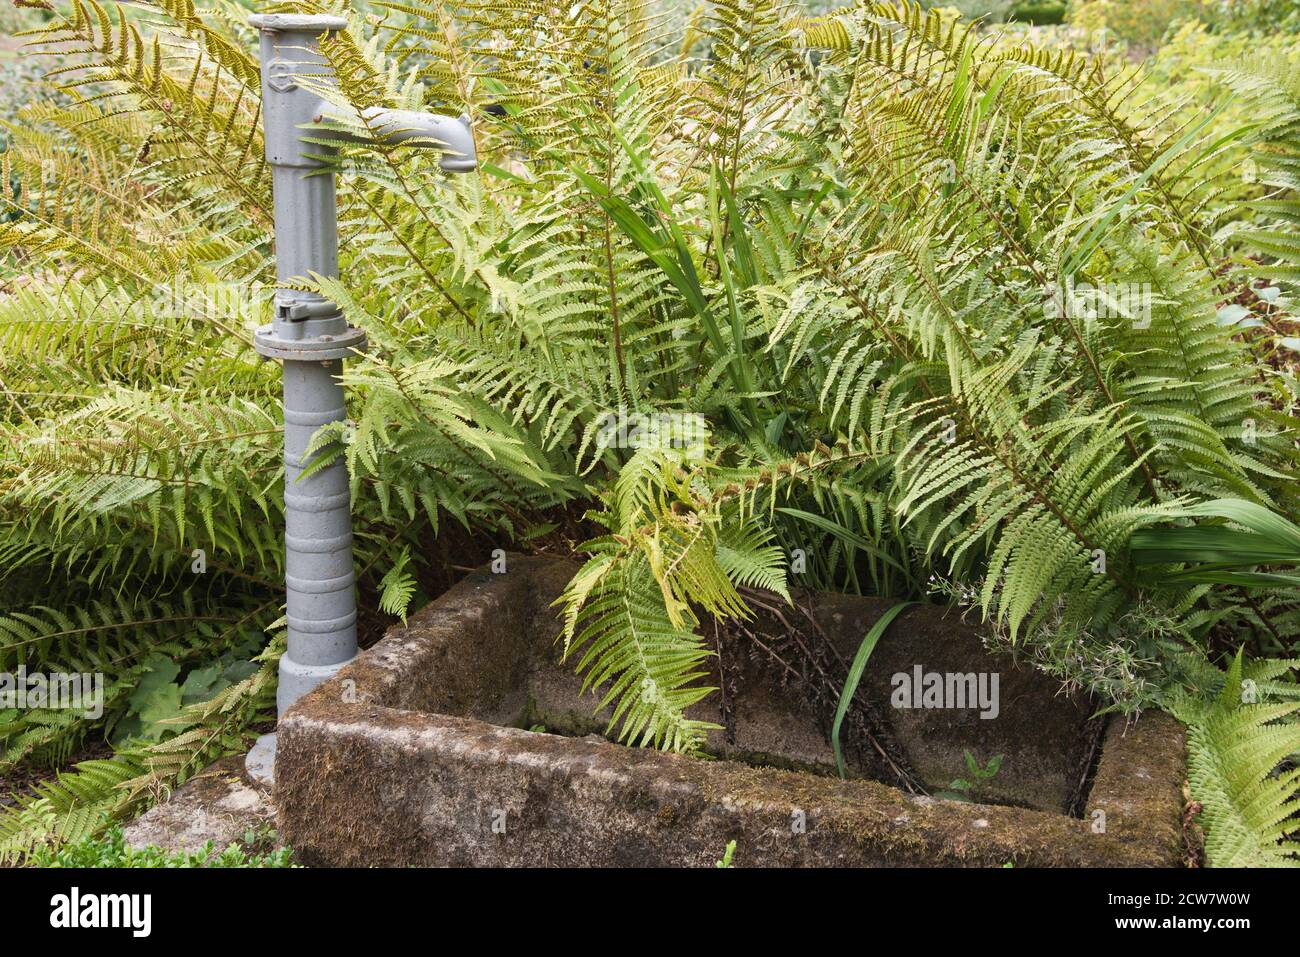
[245,14,477,784]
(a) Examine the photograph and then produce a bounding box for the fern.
[378,546,417,623]
[1169,649,1300,867]
[0,636,277,863]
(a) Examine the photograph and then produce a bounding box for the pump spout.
[313,102,477,172]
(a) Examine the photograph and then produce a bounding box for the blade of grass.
[832,601,916,779]
[776,507,915,584]
[1181,499,1300,553]
[793,181,834,252]
[709,167,759,422]
[1130,525,1300,566]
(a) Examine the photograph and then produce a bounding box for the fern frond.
[1176,650,1300,867]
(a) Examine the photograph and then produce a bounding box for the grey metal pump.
[244,14,477,784]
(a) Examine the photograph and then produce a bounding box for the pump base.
[245,732,277,787]
[277,652,358,715]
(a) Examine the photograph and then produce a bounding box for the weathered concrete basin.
[275,556,1187,867]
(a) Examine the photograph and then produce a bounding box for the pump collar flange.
[254,324,367,362]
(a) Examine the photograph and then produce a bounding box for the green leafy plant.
[1068,0,1212,50]
[934,750,1005,802]
[714,839,737,868]
[28,825,295,867]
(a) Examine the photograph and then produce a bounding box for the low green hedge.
[1008,2,1067,24]
[29,827,295,868]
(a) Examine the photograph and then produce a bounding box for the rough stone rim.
[275,556,1189,867]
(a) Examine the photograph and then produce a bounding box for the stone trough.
[274,556,1188,867]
